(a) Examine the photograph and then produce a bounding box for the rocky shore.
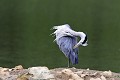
[0,65,120,80]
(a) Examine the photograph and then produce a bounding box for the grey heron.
[52,24,88,67]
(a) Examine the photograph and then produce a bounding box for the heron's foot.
[67,65,70,68]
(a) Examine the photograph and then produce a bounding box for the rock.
[80,74,86,78]
[62,69,84,80]
[0,68,9,76]
[17,73,32,80]
[12,65,23,71]
[69,79,74,80]
[100,75,106,80]
[87,68,90,70]
[0,66,119,80]
[90,78,101,80]
[0,69,17,80]
[101,70,112,77]
[75,70,84,74]
[28,66,54,79]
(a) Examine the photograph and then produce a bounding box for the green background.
[0,0,120,72]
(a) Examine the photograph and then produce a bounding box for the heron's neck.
[76,32,85,39]
[75,32,86,44]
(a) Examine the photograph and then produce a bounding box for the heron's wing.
[56,36,78,64]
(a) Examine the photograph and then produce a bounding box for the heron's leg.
[67,58,70,68]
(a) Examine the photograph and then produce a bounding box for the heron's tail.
[69,52,78,64]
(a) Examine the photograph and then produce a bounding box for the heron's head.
[81,35,88,46]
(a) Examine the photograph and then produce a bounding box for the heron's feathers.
[57,36,78,64]
[53,24,71,30]
[52,24,88,65]
[53,24,75,41]
[52,24,88,46]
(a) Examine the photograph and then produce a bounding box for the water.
[0,0,120,72]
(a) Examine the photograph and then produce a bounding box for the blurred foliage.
[0,0,120,72]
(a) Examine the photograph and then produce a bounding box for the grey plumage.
[52,24,88,67]
[57,36,78,64]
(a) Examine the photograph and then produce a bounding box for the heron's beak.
[73,45,79,49]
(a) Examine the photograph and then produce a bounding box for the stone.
[101,70,112,77]
[28,67,54,79]
[90,78,101,80]
[62,69,84,80]
[100,75,106,80]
